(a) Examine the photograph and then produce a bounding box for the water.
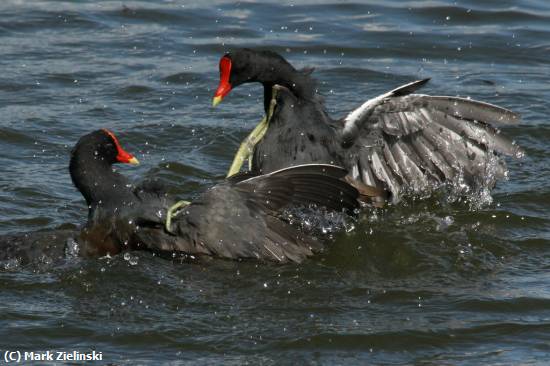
[1,0,549,364]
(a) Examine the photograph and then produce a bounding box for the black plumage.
[135,164,358,263]
[69,130,359,263]
[68,129,169,257]
[213,48,523,203]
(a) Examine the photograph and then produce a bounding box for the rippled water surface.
[1,0,549,364]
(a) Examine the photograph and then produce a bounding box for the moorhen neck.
[212,48,523,204]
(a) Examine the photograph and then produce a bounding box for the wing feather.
[341,80,522,202]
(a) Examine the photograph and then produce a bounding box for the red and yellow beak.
[212,56,232,107]
[120,154,140,165]
[101,129,140,165]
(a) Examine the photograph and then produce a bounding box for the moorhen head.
[212,48,317,112]
[69,129,139,212]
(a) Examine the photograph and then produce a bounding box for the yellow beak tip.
[128,157,140,165]
[212,96,222,107]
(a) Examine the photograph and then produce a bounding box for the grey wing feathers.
[344,80,522,202]
[421,96,520,125]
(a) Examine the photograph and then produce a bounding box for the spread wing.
[134,184,323,263]
[341,79,523,203]
[134,164,358,263]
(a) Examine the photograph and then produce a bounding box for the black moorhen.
[0,128,143,265]
[212,48,523,203]
[70,129,359,263]
[69,128,152,257]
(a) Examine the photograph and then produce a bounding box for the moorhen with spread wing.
[212,48,523,203]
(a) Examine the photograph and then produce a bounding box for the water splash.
[65,237,80,258]
[282,205,357,235]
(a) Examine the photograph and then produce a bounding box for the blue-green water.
[1,0,549,364]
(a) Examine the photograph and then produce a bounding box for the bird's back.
[253,87,341,174]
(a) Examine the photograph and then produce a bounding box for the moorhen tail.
[212,48,523,204]
[70,129,359,263]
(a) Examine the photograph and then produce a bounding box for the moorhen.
[70,129,359,263]
[212,48,523,203]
